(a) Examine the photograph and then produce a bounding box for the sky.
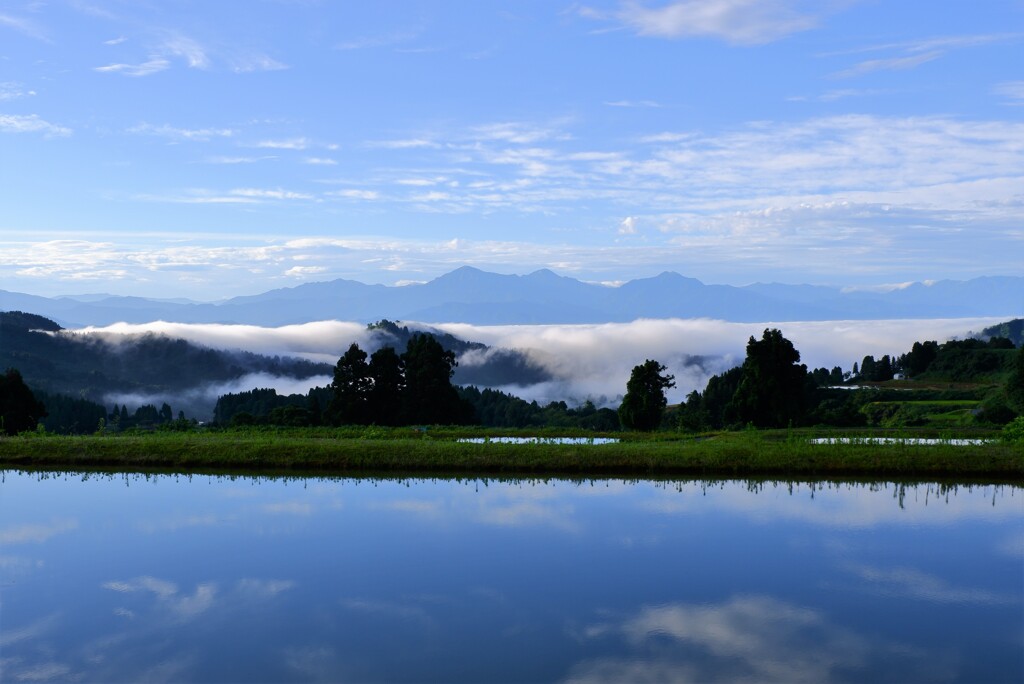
[1,0,1023,300]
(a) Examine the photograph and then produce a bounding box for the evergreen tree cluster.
[618,360,675,431]
[854,354,896,382]
[458,387,620,430]
[326,334,474,426]
[678,326,1023,431]
[103,401,195,432]
[35,391,106,434]
[678,329,831,430]
[213,386,332,427]
[0,368,47,435]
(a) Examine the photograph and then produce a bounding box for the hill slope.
[0,311,332,415]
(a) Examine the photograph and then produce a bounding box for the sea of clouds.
[72,317,1008,413]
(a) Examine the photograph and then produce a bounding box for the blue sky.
[1,0,1022,299]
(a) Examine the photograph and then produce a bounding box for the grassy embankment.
[1,426,1020,480]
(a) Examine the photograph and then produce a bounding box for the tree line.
[671,329,1024,432]
[4,323,1022,435]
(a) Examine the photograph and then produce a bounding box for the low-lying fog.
[76,317,1010,413]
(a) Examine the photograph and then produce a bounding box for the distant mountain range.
[2,267,1021,327]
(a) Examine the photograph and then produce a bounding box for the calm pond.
[1,472,1021,683]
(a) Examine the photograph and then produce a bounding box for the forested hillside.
[977,318,1024,348]
[0,311,331,406]
[675,326,1023,431]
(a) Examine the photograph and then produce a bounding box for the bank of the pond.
[0,429,1020,480]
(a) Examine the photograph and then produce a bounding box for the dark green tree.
[306,394,323,427]
[727,329,810,428]
[401,334,471,425]
[618,360,675,431]
[1007,346,1024,416]
[327,343,371,425]
[859,355,876,381]
[36,391,106,435]
[0,368,47,435]
[367,346,405,425]
[876,355,894,381]
[677,390,708,432]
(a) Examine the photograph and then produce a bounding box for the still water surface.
[1,471,1021,683]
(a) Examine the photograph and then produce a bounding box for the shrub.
[1001,416,1024,444]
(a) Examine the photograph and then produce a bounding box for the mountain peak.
[526,268,562,280]
[430,265,491,282]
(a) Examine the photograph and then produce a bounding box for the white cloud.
[831,51,942,79]
[129,123,235,141]
[97,32,283,75]
[618,216,638,235]
[104,576,178,599]
[230,54,288,73]
[254,137,309,150]
[103,576,216,620]
[788,88,887,103]
[166,194,261,205]
[322,115,1024,265]
[40,314,1021,413]
[335,27,423,51]
[228,188,313,200]
[0,114,71,137]
[471,121,565,144]
[74,320,374,364]
[364,138,440,149]
[435,317,1009,402]
[825,33,1023,80]
[329,189,380,200]
[637,132,694,143]
[0,81,35,101]
[822,33,1024,58]
[611,0,820,45]
[410,191,451,202]
[204,155,276,164]
[141,187,314,204]
[284,265,327,277]
[162,35,210,69]
[569,596,868,682]
[0,519,78,545]
[236,578,295,598]
[303,157,337,165]
[604,100,661,108]
[94,57,171,77]
[994,80,1024,103]
[0,13,49,41]
[847,564,1017,605]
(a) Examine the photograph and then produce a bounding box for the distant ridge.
[1,268,1021,327]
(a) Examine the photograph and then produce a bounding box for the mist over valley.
[17,313,1010,419]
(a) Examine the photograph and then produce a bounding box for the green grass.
[860,400,985,428]
[1,426,1020,481]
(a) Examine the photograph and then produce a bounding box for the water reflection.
[567,596,872,683]
[1,472,1020,683]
